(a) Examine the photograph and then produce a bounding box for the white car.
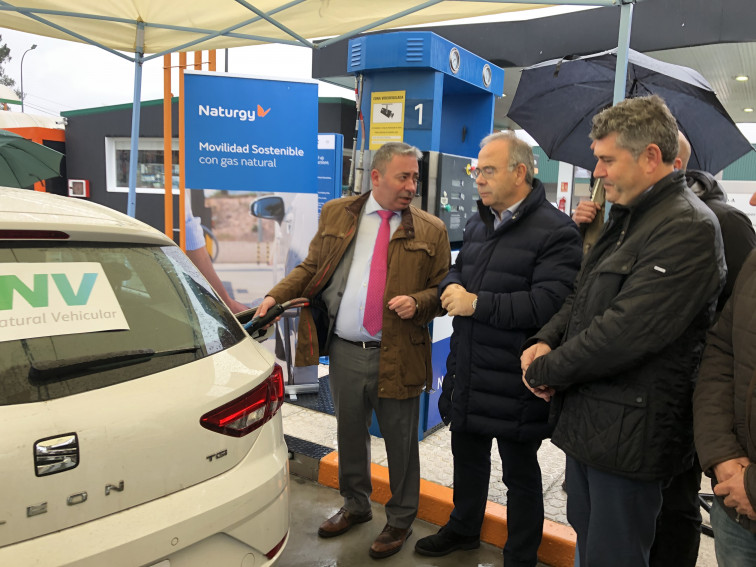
[0,187,289,567]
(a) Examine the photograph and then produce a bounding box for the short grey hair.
[371,142,423,174]
[590,95,679,164]
[480,130,535,185]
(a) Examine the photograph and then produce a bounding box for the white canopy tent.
[0,84,21,106]
[0,0,637,215]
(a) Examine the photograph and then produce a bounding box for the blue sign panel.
[317,133,344,215]
[184,72,318,193]
[426,335,450,430]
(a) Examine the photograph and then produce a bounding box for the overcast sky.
[0,6,596,117]
[0,28,355,117]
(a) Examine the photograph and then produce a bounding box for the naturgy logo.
[0,273,97,310]
[198,104,271,122]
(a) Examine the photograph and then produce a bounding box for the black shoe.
[414,525,480,557]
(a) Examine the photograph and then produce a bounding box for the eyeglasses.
[474,164,517,179]
[474,166,498,179]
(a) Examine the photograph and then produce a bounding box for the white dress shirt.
[335,193,401,342]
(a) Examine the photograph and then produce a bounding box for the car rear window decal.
[0,262,129,342]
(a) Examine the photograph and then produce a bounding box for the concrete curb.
[314,449,577,567]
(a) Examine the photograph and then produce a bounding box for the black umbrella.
[508,48,754,174]
[0,129,64,188]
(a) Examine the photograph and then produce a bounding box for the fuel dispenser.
[346,31,504,436]
[420,152,481,244]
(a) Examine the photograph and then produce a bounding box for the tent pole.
[163,53,173,239]
[603,1,634,220]
[613,2,634,104]
[127,21,145,218]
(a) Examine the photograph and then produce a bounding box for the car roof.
[0,187,174,246]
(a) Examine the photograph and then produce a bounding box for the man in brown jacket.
[693,188,756,567]
[257,142,451,559]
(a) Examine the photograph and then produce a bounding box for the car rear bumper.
[0,415,290,567]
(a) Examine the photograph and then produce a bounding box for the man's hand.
[521,342,555,402]
[253,296,281,328]
[572,201,601,225]
[521,341,552,375]
[388,295,417,319]
[713,457,752,483]
[522,376,555,402]
[227,298,250,314]
[255,295,276,318]
[440,284,476,317]
[713,460,756,520]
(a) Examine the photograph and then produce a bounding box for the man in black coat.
[649,132,756,567]
[572,131,756,566]
[521,95,726,567]
[414,131,582,567]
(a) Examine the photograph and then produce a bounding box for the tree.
[0,35,16,89]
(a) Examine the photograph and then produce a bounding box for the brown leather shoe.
[369,524,413,559]
[317,507,373,538]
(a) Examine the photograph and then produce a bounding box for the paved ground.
[281,474,548,567]
[282,395,717,566]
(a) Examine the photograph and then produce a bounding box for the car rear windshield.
[0,242,247,405]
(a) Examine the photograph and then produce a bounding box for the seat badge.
[34,433,79,477]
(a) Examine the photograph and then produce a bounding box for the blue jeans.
[566,456,663,567]
[650,458,701,567]
[711,498,756,567]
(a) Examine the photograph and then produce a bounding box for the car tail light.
[200,364,285,437]
[268,363,284,414]
[265,532,288,559]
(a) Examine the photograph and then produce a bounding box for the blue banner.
[317,133,343,215]
[184,72,318,193]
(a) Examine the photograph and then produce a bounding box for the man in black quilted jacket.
[414,131,582,567]
[572,131,756,566]
[521,95,726,567]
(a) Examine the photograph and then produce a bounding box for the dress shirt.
[491,196,525,230]
[335,193,401,342]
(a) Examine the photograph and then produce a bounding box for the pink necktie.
[363,210,393,335]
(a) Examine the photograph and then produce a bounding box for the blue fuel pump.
[346,31,504,438]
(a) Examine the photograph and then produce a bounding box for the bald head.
[676,131,692,171]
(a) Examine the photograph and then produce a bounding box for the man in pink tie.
[257,142,451,559]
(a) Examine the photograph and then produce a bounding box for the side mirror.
[250,196,285,225]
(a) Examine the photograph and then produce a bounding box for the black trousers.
[448,430,543,567]
[649,456,702,567]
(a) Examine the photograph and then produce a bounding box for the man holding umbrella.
[521,95,725,567]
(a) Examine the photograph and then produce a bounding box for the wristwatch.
[472,297,478,312]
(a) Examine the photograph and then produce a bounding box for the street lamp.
[20,44,37,113]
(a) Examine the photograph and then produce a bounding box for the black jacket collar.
[477,178,548,231]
